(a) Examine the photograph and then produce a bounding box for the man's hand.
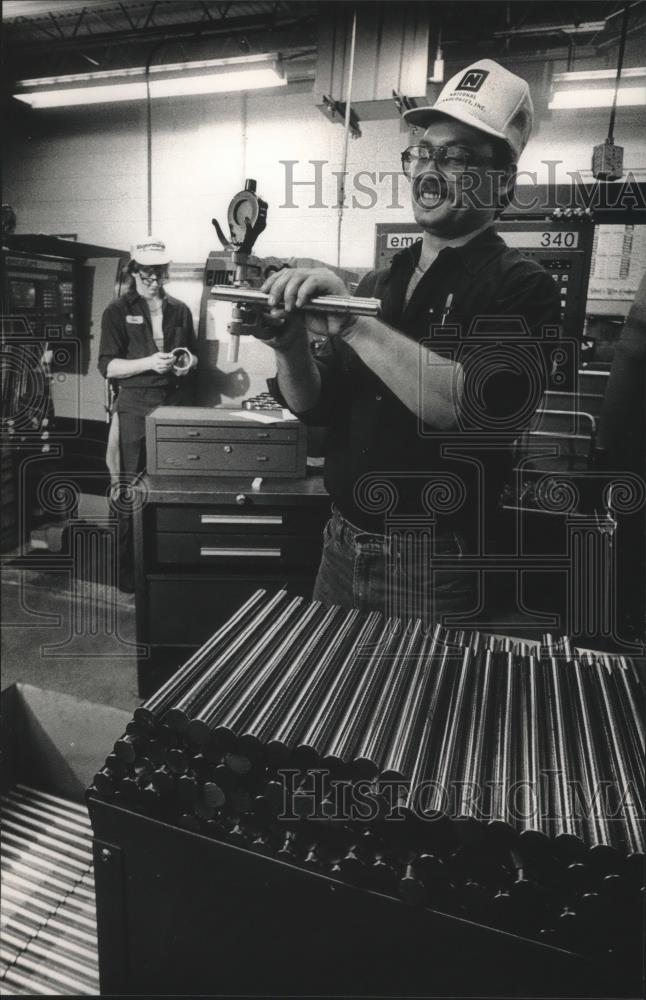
[261,267,353,339]
[149,351,175,374]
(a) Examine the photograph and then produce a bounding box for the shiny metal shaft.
[322,618,404,773]
[187,596,305,744]
[210,286,382,317]
[352,620,425,780]
[134,589,269,725]
[294,612,384,768]
[263,608,363,765]
[212,602,323,745]
[165,589,289,731]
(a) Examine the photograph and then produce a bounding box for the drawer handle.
[256,455,268,462]
[224,445,233,454]
[256,432,269,439]
[187,454,200,461]
[200,514,283,526]
[200,547,281,558]
[187,431,200,438]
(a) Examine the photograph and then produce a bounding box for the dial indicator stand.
[212,179,268,363]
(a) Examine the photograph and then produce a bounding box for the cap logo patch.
[456,69,489,92]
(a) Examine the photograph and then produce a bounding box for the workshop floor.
[1,560,139,711]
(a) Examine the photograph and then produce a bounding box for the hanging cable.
[336,9,357,270]
[145,40,167,235]
[608,3,630,144]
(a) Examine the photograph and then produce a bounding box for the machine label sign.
[501,231,579,249]
[385,233,422,250]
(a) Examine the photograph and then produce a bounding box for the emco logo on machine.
[456,69,489,92]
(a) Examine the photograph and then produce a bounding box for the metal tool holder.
[212,178,268,363]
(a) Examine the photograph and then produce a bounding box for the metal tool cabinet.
[133,473,330,696]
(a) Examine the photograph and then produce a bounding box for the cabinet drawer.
[156,532,323,568]
[157,425,299,443]
[155,505,328,536]
[156,441,298,474]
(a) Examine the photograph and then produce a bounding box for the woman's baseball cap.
[404,59,533,162]
[130,236,171,266]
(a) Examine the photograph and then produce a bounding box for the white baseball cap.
[130,236,171,266]
[404,59,533,162]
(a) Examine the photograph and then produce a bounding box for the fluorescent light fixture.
[14,53,286,108]
[549,86,646,109]
[552,67,646,83]
[548,65,646,110]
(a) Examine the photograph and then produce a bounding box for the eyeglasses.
[136,266,168,285]
[401,145,494,178]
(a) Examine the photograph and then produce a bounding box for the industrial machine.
[1,236,126,549]
[374,216,594,346]
[87,591,644,996]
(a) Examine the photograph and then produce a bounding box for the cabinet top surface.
[140,472,328,504]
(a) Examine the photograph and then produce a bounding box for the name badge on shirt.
[126,315,144,324]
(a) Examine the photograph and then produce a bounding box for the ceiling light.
[549,65,646,110]
[14,54,286,108]
[549,86,646,110]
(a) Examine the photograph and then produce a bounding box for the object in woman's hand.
[170,347,192,373]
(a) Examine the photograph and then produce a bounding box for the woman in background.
[98,236,197,591]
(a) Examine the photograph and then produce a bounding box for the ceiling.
[2,1,644,85]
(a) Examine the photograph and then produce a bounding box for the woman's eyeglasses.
[137,266,168,285]
[401,145,493,179]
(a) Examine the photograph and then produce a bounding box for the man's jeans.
[313,507,477,627]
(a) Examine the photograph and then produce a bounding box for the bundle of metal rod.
[1,785,98,996]
[87,595,644,961]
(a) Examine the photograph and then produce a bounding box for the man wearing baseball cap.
[98,236,198,590]
[257,59,561,622]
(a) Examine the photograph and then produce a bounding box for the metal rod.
[403,644,461,820]
[14,784,90,818]
[186,597,305,745]
[3,790,91,830]
[134,589,269,725]
[210,286,382,317]
[452,648,496,833]
[2,830,90,874]
[541,657,585,854]
[380,629,442,782]
[424,647,475,826]
[564,660,621,858]
[235,605,343,756]
[294,612,384,768]
[165,589,290,732]
[352,621,425,780]
[211,602,323,746]
[516,653,549,850]
[263,608,364,766]
[1,856,94,903]
[322,619,404,773]
[1,800,92,847]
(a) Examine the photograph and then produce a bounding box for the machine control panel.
[374,219,594,342]
[2,251,78,342]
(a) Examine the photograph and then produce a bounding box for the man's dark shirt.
[98,287,197,414]
[280,226,561,538]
